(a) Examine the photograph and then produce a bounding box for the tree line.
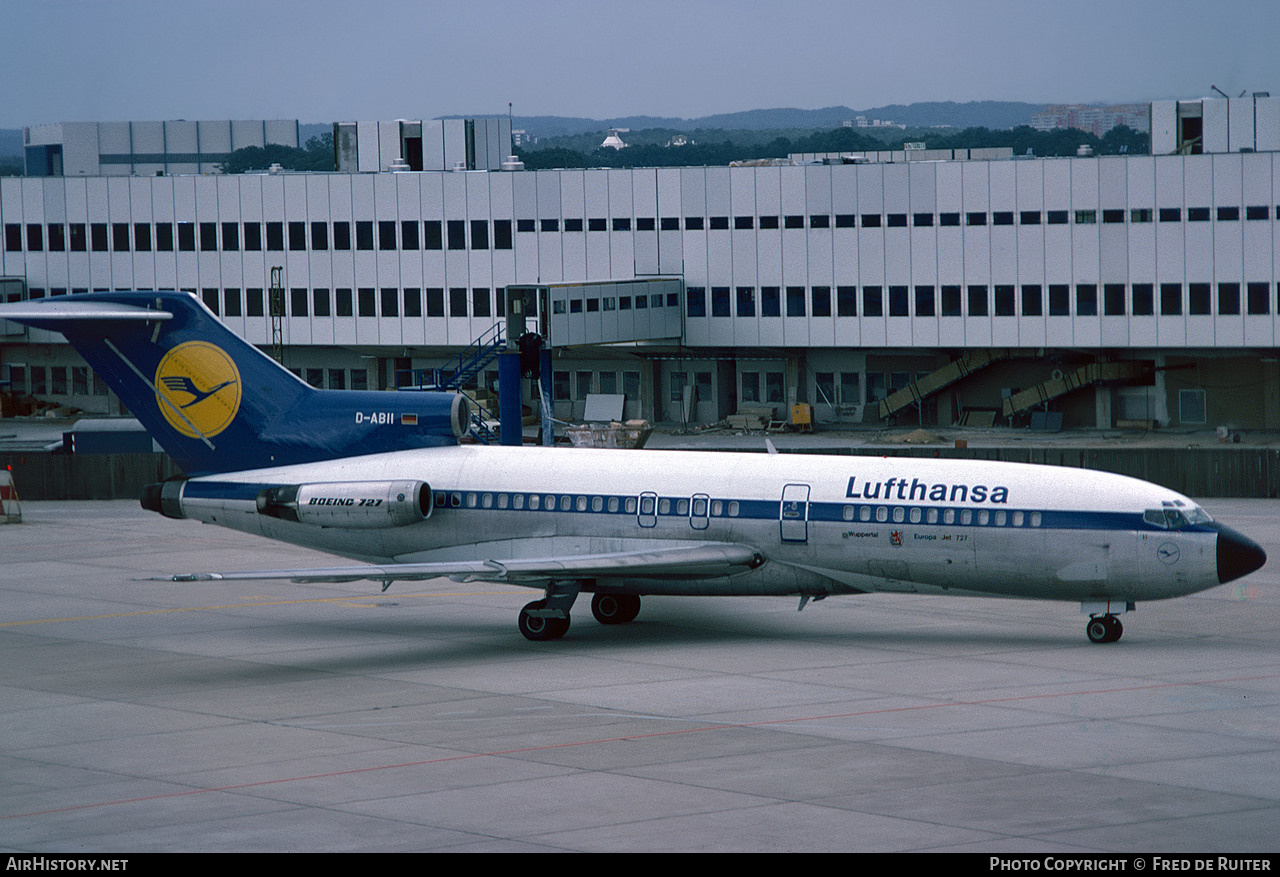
[207,125,1149,174]
[516,125,1149,170]
[216,133,336,174]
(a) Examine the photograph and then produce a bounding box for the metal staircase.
[421,323,506,392]
[397,323,506,443]
[1001,361,1152,418]
[878,349,1012,421]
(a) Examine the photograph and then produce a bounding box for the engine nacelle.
[256,481,432,529]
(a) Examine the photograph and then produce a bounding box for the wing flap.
[146,542,765,586]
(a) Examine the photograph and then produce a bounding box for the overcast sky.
[6,0,1279,128]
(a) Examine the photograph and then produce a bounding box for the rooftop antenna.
[1211,85,1230,99]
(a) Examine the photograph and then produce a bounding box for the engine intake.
[257,480,432,528]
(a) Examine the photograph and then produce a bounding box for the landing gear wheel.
[518,599,570,641]
[591,593,641,625]
[1086,615,1123,644]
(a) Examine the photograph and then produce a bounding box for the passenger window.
[513,494,524,510]
[692,497,707,516]
[943,509,955,524]
[591,496,603,512]
[927,508,938,524]
[640,496,655,515]
[842,505,855,521]
[1031,512,1042,527]
[451,493,462,507]
[626,497,637,514]
[876,506,888,522]
[909,507,921,523]
[859,506,871,522]
[893,507,905,523]
[995,510,1006,526]
[711,500,722,516]
[960,510,972,525]
[728,501,740,517]
[562,496,574,511]
[978,510,989,525]
[1012,511,1023,526]
[481,493,493,509]
[677,499,689,515]
[608,497,619,513]
[497,493,508,509]
[659,498,671,515]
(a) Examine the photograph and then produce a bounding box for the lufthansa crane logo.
[154,341,241,438]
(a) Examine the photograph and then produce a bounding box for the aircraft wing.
[145,542,765,586]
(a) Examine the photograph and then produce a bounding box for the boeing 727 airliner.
[0,292,1265,643]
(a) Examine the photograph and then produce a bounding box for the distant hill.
[446,101,1046,140]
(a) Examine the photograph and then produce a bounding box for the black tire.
[518,600,570,641]
[1087,616,1122,644]
[1105,616,1123,643]
[591,593,641,625]
[1087,618,1109,643]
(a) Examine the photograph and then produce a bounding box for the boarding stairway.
[1001,360,1152,418]
[396,323,506,443]
[877,349,1012,421]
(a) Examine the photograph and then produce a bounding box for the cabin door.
[780,483,810,544]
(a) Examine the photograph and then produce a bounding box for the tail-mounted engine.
[257,481,432,528]
[143,478,434,528]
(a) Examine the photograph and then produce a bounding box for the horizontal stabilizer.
[0,300,173,325]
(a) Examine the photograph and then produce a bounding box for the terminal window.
[967,285,988,317]
[862,286,883,317]
[888,286,908,317]
[786,286,806,317]
[1179,389,1207,424]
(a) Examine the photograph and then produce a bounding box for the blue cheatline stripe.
[181,481,1214,534]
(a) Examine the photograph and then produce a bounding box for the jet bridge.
[510,278,684,349]
[499,278,684,447]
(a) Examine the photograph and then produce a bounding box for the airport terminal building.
[3,98,1280,432]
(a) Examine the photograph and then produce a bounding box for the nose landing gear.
[1086,614,1123,644]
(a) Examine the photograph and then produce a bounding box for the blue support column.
[498,350,523,446]
[540,347,554,446]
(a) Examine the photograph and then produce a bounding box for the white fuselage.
[173,445,1223,604]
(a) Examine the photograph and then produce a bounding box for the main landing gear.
[516,583,642,641]
[1086,614,1124,644]
[518,599,572,641]
[590,593,641,625]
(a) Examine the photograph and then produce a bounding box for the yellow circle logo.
[154,342,241,438]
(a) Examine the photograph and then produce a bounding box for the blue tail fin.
[0,291,467,474]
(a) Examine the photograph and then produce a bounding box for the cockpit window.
[1145,504,1213,529]
[1184,505,1213,525]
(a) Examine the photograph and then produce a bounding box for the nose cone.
[1217,524,1267,584]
